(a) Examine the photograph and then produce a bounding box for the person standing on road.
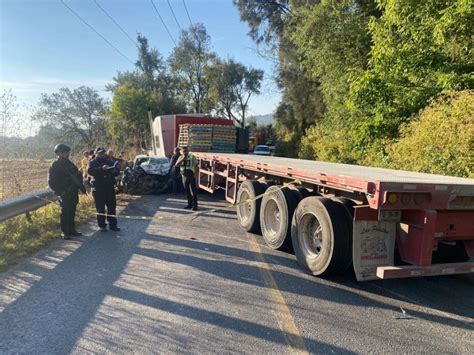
[176,146,198,210]
[88,147,121,232]
[169,147,183,194]
[48,143,86,240]
[80,150,90,177]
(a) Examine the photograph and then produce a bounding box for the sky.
[0,0,281,132]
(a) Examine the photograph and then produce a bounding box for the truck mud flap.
[352,206,396,281]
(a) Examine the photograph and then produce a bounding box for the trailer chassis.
[196,154,474,281]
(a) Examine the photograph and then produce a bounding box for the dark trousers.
[92,186,117,228]
[60,191,78,235]
[172,169,183,193]
[182,173,198,208]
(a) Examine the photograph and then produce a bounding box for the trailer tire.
[236,180,267,233]
[332,197,356,272]
[291,197,351,276]
[295,186,311,198]
[260,185,299,250]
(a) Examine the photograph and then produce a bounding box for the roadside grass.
[0,195,94,271]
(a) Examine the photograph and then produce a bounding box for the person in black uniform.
[88,147,121,232]
[48,143,86,239]
[169,147,183,194]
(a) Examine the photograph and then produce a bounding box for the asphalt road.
[1,192,473,354]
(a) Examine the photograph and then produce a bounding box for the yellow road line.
[247,233,308,355]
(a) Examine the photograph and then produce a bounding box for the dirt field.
[0,159,51,201]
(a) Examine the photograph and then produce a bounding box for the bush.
[388,90,474,177]
[0,195,94,270]
[299,117,359,164]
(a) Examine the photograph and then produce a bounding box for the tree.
[107,85,153,146]
[34,86,108,148]
[233,0,291,47]
[209,59,263,127]
[135,34,165,92]
[169,23,216,113]
[350,0,474,144]
[107,34,186,146]
[0,89,19,140]
[273,39,325,157]
[287,0,377,160]
[234,0,326,156]
[234,65,264,128]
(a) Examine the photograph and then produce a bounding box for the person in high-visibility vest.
[176,146,198,210]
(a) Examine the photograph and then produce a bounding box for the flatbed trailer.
[195,153,474,281]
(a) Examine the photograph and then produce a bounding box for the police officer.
[169,147,183,194]
[48,143,86,239]
[176,146,198,210]
[88,147,121,232]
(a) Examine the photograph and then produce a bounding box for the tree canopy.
[33,86,108,149]
[236,0,474,177]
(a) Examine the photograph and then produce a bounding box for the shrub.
[388,90,474,177]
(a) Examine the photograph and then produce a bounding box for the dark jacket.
[87,157,119,189]
[170,152,181,176]
[170,153,180,167]
[48,158,85,196]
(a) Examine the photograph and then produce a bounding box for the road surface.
[1,193,473,353]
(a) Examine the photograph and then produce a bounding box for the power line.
[60,0,134,65]
[150,0,177,47]
[93,0,137,47]
[182,0,193,27]
[167,0,182,32]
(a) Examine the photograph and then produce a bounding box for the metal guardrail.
[0,189,58,223]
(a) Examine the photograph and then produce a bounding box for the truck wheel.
[293,186,312,198]
[260,185,299,250]
[291,197,351,276]
[332,197,356,272]
[236,180,267,233]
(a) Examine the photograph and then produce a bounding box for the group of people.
[80,149,127,181]
[48,143,199,240]
[48,144,122,239]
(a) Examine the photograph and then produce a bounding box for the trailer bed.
[196,153,474,185]
[194,153,474,280]
[195,153,474,210]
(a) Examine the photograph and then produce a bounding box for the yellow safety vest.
[180,154,197,174]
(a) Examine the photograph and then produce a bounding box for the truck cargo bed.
[195,153,474,210]
[196,153,474,185]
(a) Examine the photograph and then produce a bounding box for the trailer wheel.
[332,197,356,272]
[295,186,311,198]
[236,180,267,233]
[260,185,299,250]
[291,197,351,276]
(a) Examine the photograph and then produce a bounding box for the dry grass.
[0,194,94,271]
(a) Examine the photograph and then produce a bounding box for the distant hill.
[252,114,273,126]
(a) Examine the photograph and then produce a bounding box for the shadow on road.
[136,231,474,332]
[1,193,473,354]
[0,194,346,353]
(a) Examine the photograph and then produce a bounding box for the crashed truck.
[124,114,246,195]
